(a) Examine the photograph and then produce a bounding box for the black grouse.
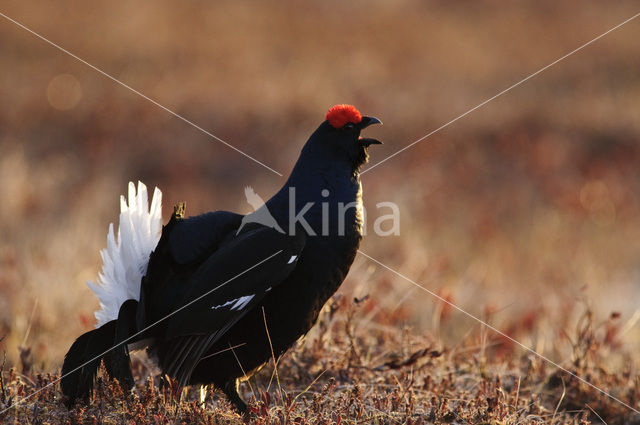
[61,104,383,413]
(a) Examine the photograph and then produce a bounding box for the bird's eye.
[343,122,355,130]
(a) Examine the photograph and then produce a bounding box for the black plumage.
[61,106,382,413]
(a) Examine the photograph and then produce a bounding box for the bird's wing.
[244,186,255,200]
[168,210,243,264]
[161,224,306,386]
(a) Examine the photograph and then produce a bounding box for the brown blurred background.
[1,0,639,368]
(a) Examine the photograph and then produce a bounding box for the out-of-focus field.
[1,1,640,423]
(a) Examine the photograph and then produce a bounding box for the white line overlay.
[361,11,640,175]
[0,11,283,177]
[1,4,639,419]
[0,250,283,415]
[357,249,640,415]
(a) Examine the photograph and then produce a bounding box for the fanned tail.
[87,181,163,327]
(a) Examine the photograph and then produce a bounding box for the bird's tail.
[87,181,162,328]
[61,320,116,405]
[61,300,139,406]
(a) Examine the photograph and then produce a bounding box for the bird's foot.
[222,379,251,416]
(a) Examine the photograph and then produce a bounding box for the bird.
[61,104,383,413]
[236,186,284,234]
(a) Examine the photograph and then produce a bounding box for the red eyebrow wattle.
[326,104,362,129]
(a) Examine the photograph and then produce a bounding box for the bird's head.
[302,104,382,171]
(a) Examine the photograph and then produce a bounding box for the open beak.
[358,137,382,147]
[359,116,383,129]
[358,116,383,147]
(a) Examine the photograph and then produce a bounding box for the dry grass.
[1,298,639,424]
[1,0,640,423]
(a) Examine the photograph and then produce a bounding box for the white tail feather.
[87,181,163,327]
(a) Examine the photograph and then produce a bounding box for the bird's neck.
[266,165,364,237]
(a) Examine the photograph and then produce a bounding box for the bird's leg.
[222,379,249,414]
[199,385,207,407]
